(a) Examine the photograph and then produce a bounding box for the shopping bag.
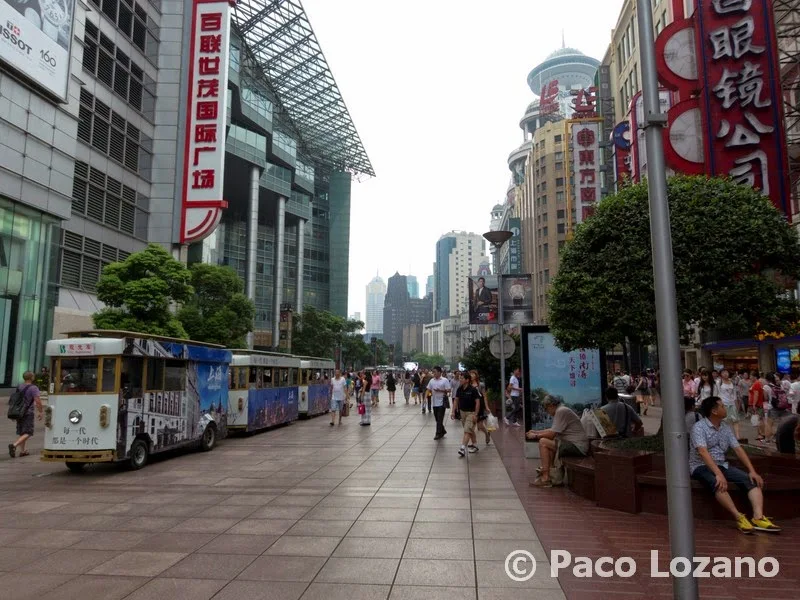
[341,401,349,417]
[486,414,498,432]
[358,403,366,415]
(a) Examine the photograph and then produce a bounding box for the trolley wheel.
[65,462,86,473]
[129,439,149,470]
[201,424,216,452]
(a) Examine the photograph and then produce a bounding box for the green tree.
[461,334,521,395]
[93,244,193,337]
[292,306,364,364]
[177,263,255,347]
[409,351,447,369]
[549,176,800,352]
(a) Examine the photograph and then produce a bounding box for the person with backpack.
[8,371,42,458]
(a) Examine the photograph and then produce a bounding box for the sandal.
[531,477,553,488]
[19,451,29,457]
[8,444,15,458]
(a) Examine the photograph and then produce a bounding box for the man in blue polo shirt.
[690,396,780,534]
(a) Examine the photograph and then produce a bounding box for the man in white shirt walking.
[427,367,450,440]
[329,370,348,427]
[505,368,522,427]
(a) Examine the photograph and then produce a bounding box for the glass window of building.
[273,131,297,158]
[0,199,57,387]
[230,44,240,72]
[241,86,273,120]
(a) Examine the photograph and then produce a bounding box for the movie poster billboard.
[521,326,604,435]
[500,275,533,325]
[468,275,498,325]
[0,0,75,100]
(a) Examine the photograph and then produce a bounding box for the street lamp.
[483,230,513,422]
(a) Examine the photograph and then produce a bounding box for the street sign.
[489,334,515,359]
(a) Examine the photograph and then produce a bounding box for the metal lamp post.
[637,0,697,597]
[483,230,513,421]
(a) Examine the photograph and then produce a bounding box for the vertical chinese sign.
[655,0,790,219]
[567,87,603,224]
[570,120,602,223]
[507,217,522,275]
[180,0,234,244]
[695,0,789,214]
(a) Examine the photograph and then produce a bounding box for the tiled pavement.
[494,411,800,600]
[0,396,563,600]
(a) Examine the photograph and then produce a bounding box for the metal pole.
[636,1,698,598]
[498,272,507,423]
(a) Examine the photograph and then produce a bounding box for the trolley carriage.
[298,358,335,418]
[41,330,231,471]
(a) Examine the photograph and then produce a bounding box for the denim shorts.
[330,398,343,413]
[691,465,756,493]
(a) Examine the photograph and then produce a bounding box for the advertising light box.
[0,0,75,100]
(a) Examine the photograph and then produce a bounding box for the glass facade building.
[0,0,373,379]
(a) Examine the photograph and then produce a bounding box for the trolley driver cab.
[42,331,231,471]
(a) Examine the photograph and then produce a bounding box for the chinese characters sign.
[539,80,560,116]
[570,120,602,223]
[655,0,790,218]
[695,0,788,213]
[58,343,94,356]
[508,217,522,275]
[180,0,233,243]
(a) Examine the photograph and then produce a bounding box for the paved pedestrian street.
[0,397,563,600]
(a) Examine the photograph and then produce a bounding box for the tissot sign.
[180,0,234,244]
[0,0,75,100]
[655,0,790,219]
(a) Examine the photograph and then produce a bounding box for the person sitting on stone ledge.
[690,396,781,534]
[525,396,589,488]
[601,387,643,437]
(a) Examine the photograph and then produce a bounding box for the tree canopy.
[461,334,521,394]
[548,176,800,351]
[292,306,366,365]
[409,351,447,369]
[177,263,255,347]
[93,244,193,338]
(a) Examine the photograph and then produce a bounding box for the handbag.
[443,395,450,409]
[341,401,349,417]
[358,403,366,415]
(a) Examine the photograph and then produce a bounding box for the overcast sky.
[301,0,623,320]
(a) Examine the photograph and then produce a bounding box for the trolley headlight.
[99,405,110,428]
[68,410,82,424]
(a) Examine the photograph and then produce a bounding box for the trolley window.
[237,367,247,389]
[249,366,258,387]
[279,368,289,386]
[164,360,185,391]
[290,368,298,386]
[256,367,265,389]
[121,357,144,399]
[145,359,165,390]
[301,369,309,385]
[101,357,118,392]
[229,368,235,390]
[57,358,99,393]
[262,368,272,388]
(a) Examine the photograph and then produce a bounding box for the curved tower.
[526,47,601,119]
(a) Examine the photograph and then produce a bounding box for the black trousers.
[433,406,446,436]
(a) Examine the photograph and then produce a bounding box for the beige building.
[607,0,674,124]
[402,324,423,355]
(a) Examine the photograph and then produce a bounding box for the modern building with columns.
[0,0,371,386]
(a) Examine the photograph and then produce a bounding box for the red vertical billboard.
[180,0,235,244]
[695,0,789,215]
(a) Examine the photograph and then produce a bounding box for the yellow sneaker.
[751,516,781,532]
[736,513,754,534]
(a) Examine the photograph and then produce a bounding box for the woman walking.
[471,370,492,445]
[386,372,397,405]
[635,372,650,415]
[403,371,412,404]
[360,372,372,426]
[718,369,741,438]
[695,370,718,406]
[371,371,381,407]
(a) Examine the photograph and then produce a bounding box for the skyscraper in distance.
[365,276,386,336]
[434,232,490,320]
[407,276,419,299]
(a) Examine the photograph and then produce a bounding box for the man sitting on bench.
[525,396,589,488]
[690,396,780,534]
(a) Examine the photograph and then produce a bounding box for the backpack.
[770,383,790,411]
[7,385,30,421]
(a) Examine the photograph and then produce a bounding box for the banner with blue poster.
[307,383,330,416]
[248,386,299,430]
